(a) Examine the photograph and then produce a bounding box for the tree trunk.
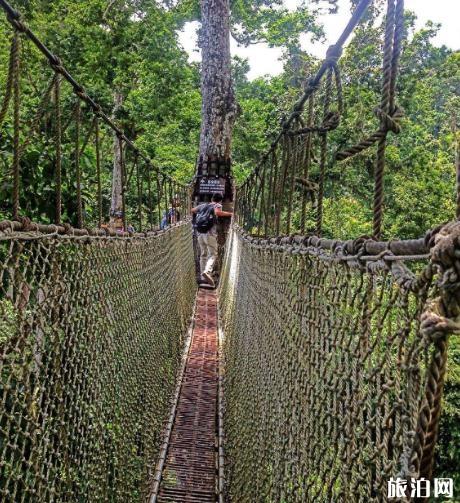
[194,0,236,284]
[110,91,123,220]
[198,0,236,163]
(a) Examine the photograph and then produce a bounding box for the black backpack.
[195,203,216,233]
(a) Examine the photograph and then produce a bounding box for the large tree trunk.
[198,0,236,163]
[194,0,236,284]
[110,91,123,223]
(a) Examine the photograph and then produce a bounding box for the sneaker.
[202,272,215,288]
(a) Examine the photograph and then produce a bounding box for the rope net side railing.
[0,1,198,500]
[219,225,458,502]
[219,0,459,500]
[0,222,196,501]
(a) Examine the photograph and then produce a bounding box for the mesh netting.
[0,221,196,501]
[219,227,443,502]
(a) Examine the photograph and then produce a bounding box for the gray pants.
[197,233,218,275]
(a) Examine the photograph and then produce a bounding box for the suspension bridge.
[0,0,458,501]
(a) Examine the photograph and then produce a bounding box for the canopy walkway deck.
[153,289,220,503]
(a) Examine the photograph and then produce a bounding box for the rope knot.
[16,216,33,232]
[374,105,403,134]
[429,220,460,317]
[424,223,445,249]
[9,14,28,33]
[430,221,460,270]
[62,223,74,235]
[321,111,340,133]
[420,309,460,342]
[325,44,342,66]
[75,89,87,101]
[49,54,63,75]
[0,220,14,234]
[350,235,373,256]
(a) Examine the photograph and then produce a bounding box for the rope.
[95,116,102,228]
[373,0,399,239]
[136,153,143,231]
[316,68,333,235]
[300,94,314,232]
[0,31,18,128]
[456,126,460,219]
[119,135,127,231]
[12,28,20,220]
[148,165,153,228]
[18,74,57,158]
[75,99,83,228]
[54,75,62,224]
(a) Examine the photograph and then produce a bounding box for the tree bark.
[198,0,237,162]
[110,90,123,218]
[194,0,236,284]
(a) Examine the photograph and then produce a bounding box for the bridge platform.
[152,289,219,502]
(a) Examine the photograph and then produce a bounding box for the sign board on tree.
[199,177,226,196]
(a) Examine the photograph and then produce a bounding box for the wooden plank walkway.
[154,289,219,503]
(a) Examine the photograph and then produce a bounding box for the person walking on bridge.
[192,193,232,287]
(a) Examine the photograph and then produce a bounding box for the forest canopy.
[0,0,458,238]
